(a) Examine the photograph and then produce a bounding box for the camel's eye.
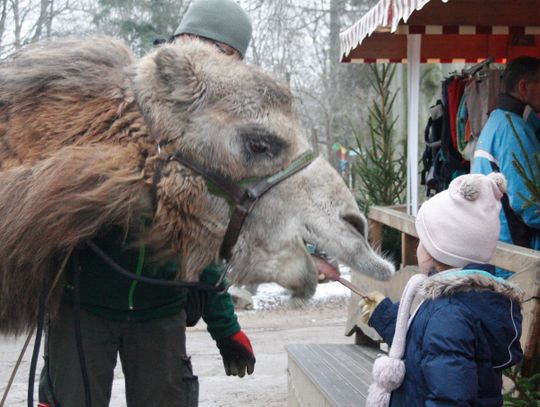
[239,124,289,162]
[249,140,271,156]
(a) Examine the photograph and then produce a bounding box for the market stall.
[340,0,540,215]
[338,0,540,381]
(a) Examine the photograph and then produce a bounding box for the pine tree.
[351,63,407,211]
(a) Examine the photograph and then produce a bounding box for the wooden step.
[286,344,380,407]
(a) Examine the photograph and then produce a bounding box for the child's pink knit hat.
[415,173,506,268]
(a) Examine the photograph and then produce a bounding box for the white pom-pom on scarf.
[367,383,391,407]
[371,356,405,390]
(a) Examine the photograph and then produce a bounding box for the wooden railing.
[347,205,540,375]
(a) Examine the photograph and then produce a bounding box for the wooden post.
[522,298,540,379]
[401,233,418,268]
[368,219,383,250]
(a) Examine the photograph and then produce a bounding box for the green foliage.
[350,63,407,212]
[93,0,189,55]
[349,63,407,266]
[506,113,540,215]
[503,364,540,407]
[421,64,442,110]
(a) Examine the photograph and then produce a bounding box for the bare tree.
[0,0,85,57]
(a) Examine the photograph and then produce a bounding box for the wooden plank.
[288,357,331,407]
[347,33,407,60]
[368,205,540,274]
[420,35,518,61]
[368,205,417,237]
[286,344,379,407]
[490,242,540,278]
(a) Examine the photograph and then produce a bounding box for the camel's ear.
[153,46,207,111]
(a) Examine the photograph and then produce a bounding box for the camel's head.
[133,40,394,298]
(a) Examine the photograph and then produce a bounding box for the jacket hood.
[418,268,524,369]
[418,268,524,303]
[418,269,524,369]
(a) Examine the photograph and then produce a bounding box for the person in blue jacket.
[472,56,540,265]
[360,173,523,407]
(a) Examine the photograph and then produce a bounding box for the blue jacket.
[472,106,540,250]
[370,266,523,407]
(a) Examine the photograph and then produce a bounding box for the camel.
[0,36,394,335]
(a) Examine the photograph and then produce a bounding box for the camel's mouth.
[305,243,340,283]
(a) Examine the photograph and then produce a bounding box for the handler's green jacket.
[63,227,240,340]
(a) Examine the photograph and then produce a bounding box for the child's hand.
[359,291,386,324]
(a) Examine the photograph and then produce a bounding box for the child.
[360,173,523,407]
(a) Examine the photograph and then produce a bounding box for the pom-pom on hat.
[415,173,506,268]
[174,0,252,58]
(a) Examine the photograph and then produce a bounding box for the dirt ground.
[0,299,352,407]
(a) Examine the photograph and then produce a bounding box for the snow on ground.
[252,266,351,310]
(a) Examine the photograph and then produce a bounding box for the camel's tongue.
[312,255,340,282]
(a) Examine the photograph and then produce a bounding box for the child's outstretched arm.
[421,305,477,406]
[362,294,399,346]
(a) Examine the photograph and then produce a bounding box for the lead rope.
[27,287,46,407]
[73,251,93,407]
[85,240,228,292]
[0,249,72,407]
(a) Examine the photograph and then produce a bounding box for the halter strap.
[167,150,316,260]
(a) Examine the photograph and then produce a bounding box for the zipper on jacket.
[128,245,146,310]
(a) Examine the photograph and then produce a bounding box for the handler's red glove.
[215,330,255,378]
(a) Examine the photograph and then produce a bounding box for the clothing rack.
[422,56,503,196]
[448,57,494,78]
[462,57,494,77]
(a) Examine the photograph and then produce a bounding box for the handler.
[38,1,255,407]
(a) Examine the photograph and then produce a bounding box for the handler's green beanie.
[174,0,252,58]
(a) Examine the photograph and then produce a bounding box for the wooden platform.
[286,344,380,407]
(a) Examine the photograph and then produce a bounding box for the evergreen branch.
[506,112,540,213]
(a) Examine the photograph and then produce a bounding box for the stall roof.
[340,0,540,63]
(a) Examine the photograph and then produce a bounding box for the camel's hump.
[0,36,135,104]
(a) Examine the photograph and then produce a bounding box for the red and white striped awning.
[340,0,540,63]
[340,0,436,57]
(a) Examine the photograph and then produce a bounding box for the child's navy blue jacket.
[369,265,523,407]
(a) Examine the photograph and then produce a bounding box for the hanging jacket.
[369,265,523,407]
[447,77,469,150]
[63,226,240,340]
[472,94,540,251]
[465,69,503,139]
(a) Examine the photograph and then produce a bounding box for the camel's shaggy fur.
[0,36,393,335]
[0,145,149,332]
[0,37,267,333]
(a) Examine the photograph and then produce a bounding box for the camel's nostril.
[342,213,367,237]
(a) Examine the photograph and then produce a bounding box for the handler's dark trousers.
[39,304,198,407]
